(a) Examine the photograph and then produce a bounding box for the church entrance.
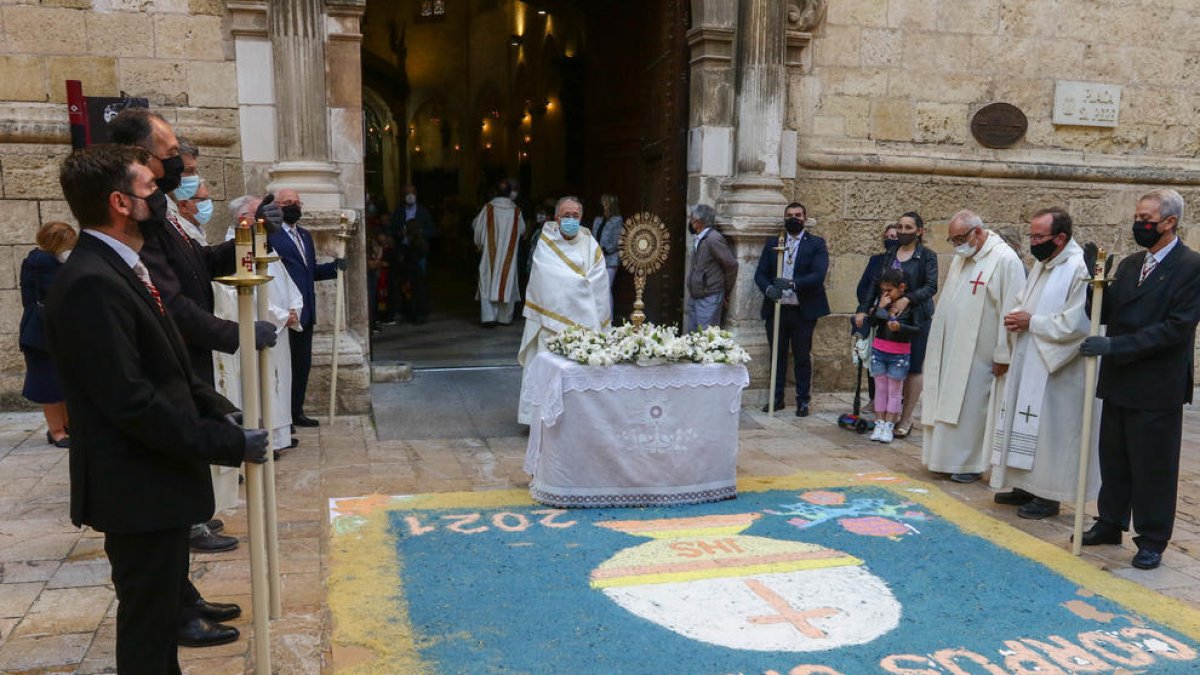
[360,0,690,373]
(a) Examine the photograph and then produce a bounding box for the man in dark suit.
[109,108,280,556]
[45,144,269,674]
[1078,188,1200,570]
[269,188,346,427]
[754,202,831,417]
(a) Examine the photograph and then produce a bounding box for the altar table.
[522,351,748,508]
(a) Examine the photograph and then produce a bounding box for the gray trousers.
[685,292,724,333]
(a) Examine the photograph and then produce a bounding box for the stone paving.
[0,393,1197,673]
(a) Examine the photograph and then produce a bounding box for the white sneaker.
[880,421,894,443]
[869,421,884,442]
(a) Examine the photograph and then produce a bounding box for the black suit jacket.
[1097,241,1200,410]
[269,225,337,328]
[138,214,238,386]
[754,233,831,320]
[44,233,245,533]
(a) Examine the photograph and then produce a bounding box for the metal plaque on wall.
[970,102,1028,149]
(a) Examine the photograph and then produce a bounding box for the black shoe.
[189,527,238,553]
[1018,497,1060,520]
[45,431,70,448]
[195,600,241,622]
[994,488,1035,506]
[273,449,282,461]
[1077,523,1122,546]
[795,403,810,418]
[206,519,224,534]
[949,472,982,484]
[289,437,300,449]
[177,617,240,648]
[1132,548,1162,570]
[293,414,320,427]
[761,401,786,413]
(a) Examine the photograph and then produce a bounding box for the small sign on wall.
[1053,81,1121,128]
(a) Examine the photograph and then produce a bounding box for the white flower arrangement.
[546,323,751,366]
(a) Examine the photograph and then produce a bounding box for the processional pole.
[767,231,786,416]
[328,213,354,421]
[252,219,283,619]
[213,218,273,671]
[1072,249,1112,556]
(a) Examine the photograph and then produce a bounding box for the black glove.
[772,277,793,293]
[242,428,270,464]
[1080,335,1111,357]
[223,412,243,427]
[1082,242,1098,276]
[254,320,278,349]
[256,193,283,233]
[764,285,782,301]
[335,257,348,271]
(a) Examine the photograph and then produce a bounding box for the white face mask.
[55,250,71,263]
[405,194,416,206]
[954,242,978,257]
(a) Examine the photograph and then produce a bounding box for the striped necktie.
[133,261,166,315]
[1138,254,1158,286]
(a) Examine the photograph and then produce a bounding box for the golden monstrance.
[617,212,671,329]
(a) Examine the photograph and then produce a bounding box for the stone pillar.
[714,0,790,396]
[266,0,342,208]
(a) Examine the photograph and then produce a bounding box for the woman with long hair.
[854,212,938,438]
[19,221,78,447]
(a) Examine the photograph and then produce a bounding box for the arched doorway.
[361,0,690,373]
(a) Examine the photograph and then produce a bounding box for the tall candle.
[254,218,268,258]
[236,218,254,277]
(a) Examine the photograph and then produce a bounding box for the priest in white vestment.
[517,196,611,424]
[922,210,1025,483]
[990,208,1099,518]
[472,179,526,325]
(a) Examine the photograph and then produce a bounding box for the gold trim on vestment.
[539,234,585,277]
[525,300,587,330]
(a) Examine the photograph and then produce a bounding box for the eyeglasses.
[946,226,977,246]
[1029,233,1057,244]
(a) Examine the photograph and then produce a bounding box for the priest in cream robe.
[214,197,304,491]
[922,210,1025,483]
[517,196,611,424]
[990,208,1099,518]
[472,178,525,325]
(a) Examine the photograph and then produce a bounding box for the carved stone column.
[712,0,790,395]
[266,0,342,208]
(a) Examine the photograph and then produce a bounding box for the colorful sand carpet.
[328,472,1200,674]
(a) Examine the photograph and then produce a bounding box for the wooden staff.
[252,218,283,619]
[328,213,354,421]
[213,221,273,672]
[1072,249,1110,556]
[767,230,786,416]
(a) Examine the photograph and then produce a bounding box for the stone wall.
[771,0,1200,394]
[0,0,241,406]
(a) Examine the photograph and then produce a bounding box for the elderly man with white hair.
[215,196,304,460]
[685,203,737,333]
[1076,188,1200,570]
[922,209,1024,483]
[517,195,610,424]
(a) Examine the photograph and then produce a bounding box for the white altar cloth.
[522,352,748,508]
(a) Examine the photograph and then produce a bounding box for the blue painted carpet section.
[386,487,1199,674]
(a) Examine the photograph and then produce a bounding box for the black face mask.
[895,232,917,246]
[133,189,169,230]
[155,155,184,193]
[1132,220,1164,248]
[883,239,901,251]
[282,205,302,225]
[784,217,804,235]
[1030,238,1058,262]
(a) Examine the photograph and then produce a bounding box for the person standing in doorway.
[472,178,525,326]
[592,193,625,310]
[269,188,345,428]
[685,204,737,333]
[754,202,830,417]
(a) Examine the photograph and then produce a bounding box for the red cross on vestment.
[969,271,985,295]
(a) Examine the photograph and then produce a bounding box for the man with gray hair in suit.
[685,204,738,333]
